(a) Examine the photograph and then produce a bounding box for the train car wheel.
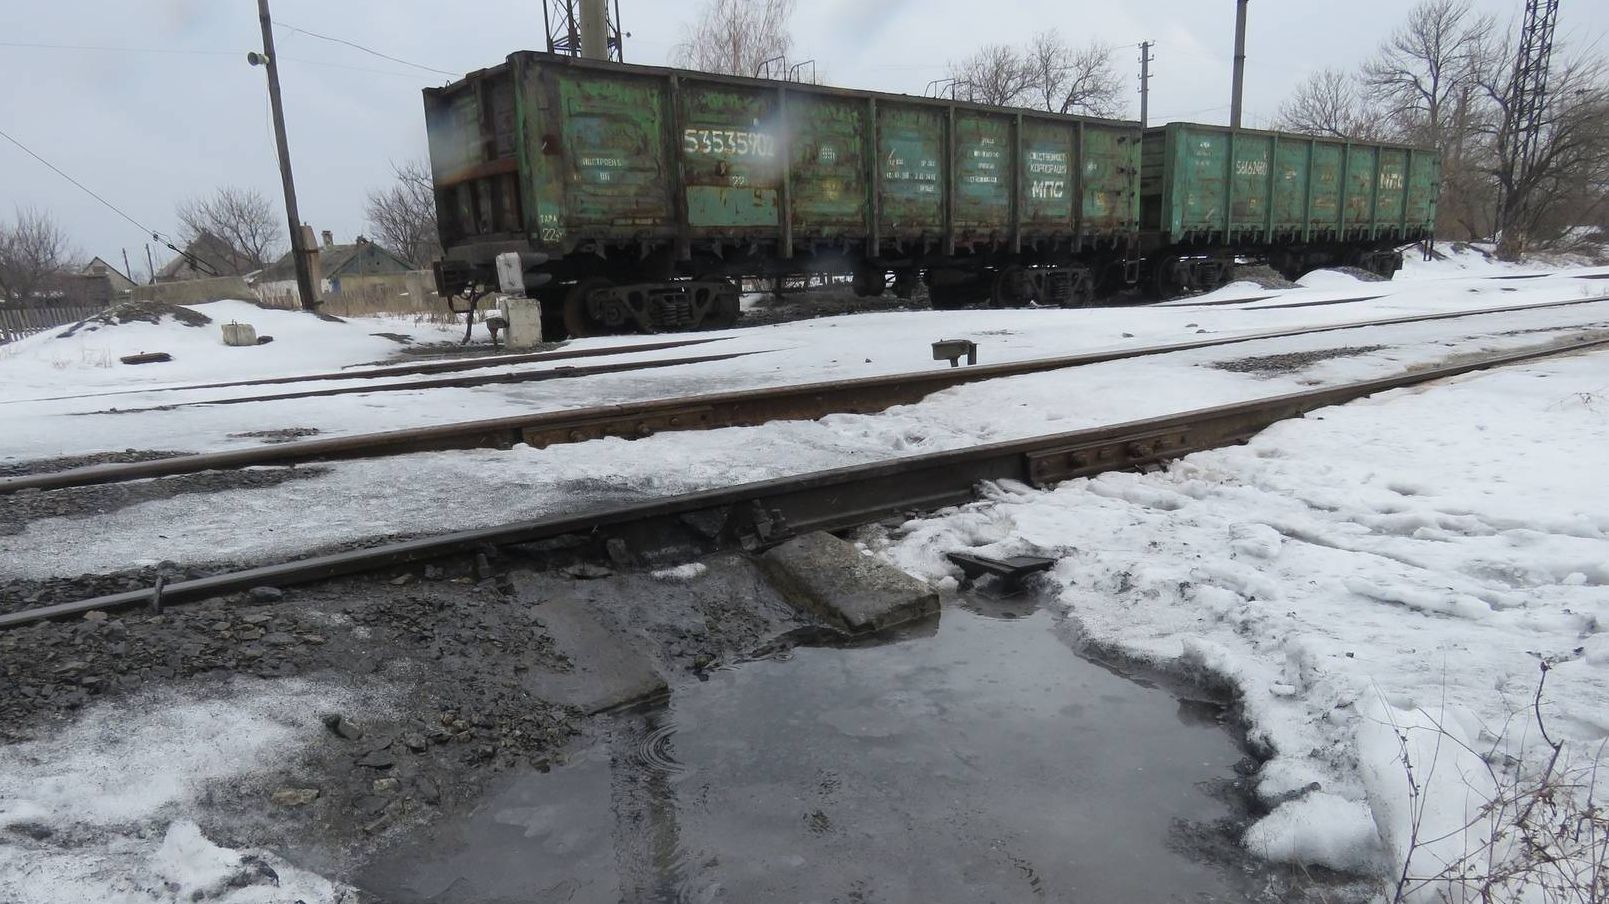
[851,265,886,298]
[563,277,613,339]
[991,266,1033,308]
[1069,274,1097,308]
[698,277,742,329]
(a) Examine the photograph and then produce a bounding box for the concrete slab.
[514,591,667,714]
[759,532,938,633]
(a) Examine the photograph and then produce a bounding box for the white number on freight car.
[683,128,777,158]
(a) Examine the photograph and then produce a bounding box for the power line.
[0,39,425,79]
[0,126,218,276]
[0,40,237,57]
[0,126,156,236]
[272,21,457,77]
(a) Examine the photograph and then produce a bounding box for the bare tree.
[1022,31,1124,117]
[1276,68,1386,140]
[673,0,796,77]
[1362,0,1493,147]
[1477,44,1609,257]
[0,207,76,304]
[1360,0,1496,240]
[365,160,440,268]
[175,186,284,277]
[948,44,1034,108]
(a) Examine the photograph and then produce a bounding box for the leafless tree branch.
[673,0,796,77]
[365,159,440,269]
[0,207,77,303]
[175,186,284,277]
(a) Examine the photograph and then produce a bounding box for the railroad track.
[5,294,1607,496]
[69,347,764,414]
[4,332,1605,630]
[4,336,730,405]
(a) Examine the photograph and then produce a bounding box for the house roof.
[82,257,137,292]
[258,237,414,283]
[155,232,240,281]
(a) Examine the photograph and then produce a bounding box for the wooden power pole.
[1138,41,1155,129]
[252,0,319,311]
[1230,0,1249,128]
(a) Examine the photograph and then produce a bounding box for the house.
[81,257,138,298]
[154,232,251,282]
[5,258,134,307]
[254,231,414,303]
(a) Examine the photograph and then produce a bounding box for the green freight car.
[1139,122,1439,295]
[425,51,1143,335]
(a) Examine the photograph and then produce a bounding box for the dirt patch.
[1211,345,1389,375]
[1323,266,1389,283]
[1229,264,1299,290]
[229,427,324,444]
[0,466,329,538]
[0,549,815,877]
[740,285,931,326]
[54,301,213,338]
[0,448,190,479]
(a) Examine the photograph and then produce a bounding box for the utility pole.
[251,0,318,311]
[1230,0,1249,128]
[579,0,609,60]
[121,248,134,284]
[145,244,156,285]
[1138,41,1155,129]
[544,0,625,61]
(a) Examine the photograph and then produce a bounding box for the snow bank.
[8,262,1609,466]
[0,677,388,903]
[0,298,457,401]
[871,349,1609,887]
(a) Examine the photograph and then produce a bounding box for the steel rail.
[81,349,765,413]
[5,295,1607,497]
[4,333,1604,630]
[4,336,730,405]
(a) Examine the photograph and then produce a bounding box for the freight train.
[424,52,1440,337]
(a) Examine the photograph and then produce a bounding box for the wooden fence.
[0,304,106,344]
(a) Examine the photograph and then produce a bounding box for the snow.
[651,562,709,582]
[1244,791,1383,872]
[6,298,1607,581]
[5,266,1609,464]
[870,348,1609,890]
[0,677,387,904]
[0,300,460,397]
[6,255,1609,894]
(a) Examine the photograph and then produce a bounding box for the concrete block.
[221,321,258,346]
[504,297,543,349]
[518,595,666,714]
[760,532,938,633]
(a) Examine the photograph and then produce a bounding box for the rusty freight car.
[425,51,1143,336]
[1139,122,1440,296]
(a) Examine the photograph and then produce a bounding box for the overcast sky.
[2,0,1604,275]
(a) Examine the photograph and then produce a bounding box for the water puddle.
[361,601,1264,902]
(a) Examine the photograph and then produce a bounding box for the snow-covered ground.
[5,285,1607,580]
[0,677,388,904]
[873,346,1609,891]
[4,255,1609,896]
[3,259,1608,464]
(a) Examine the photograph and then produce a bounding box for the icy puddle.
[360,602,1264,902]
